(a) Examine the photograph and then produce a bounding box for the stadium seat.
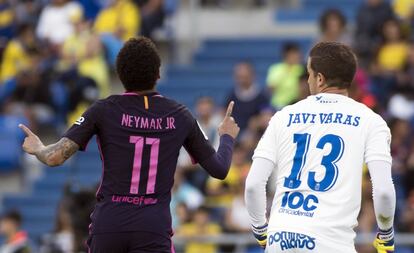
[0,115,28,172]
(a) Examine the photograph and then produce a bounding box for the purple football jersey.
[64,92,215,238]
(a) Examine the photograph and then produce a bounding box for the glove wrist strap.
[252,224,268,235]
[378,227,394,241]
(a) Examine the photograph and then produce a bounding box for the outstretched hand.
[19,124,44,155]
[218,101,240,139]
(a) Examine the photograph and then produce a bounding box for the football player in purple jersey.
[19,37,240,253]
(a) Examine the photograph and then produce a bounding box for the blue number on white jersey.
[284,133,345,191]
[283,133,311,189]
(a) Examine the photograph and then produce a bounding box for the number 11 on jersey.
[129,136,160,195]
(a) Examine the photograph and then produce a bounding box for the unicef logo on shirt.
[268,231,316,251]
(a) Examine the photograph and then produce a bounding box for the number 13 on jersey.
[284,133,345,192]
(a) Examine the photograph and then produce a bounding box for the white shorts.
[265,230,357,253]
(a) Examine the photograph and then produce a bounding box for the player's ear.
[317,72,325,88]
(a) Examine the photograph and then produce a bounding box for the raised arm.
[184,101,239,180]
[198,101,239,179]
[19,124,79,167]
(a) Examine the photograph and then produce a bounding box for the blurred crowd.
[1,0,414,252]
[171,1,414,252]
[0,0,174,135]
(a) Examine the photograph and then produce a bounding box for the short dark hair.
[2,210,22,226]
[319,9,347,33]
[236,60,255,71]
[116,37,161,92]
[309,42,357,89]
[282,42,300,57]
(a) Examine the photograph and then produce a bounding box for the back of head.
[319,9,347,33]
[282,42,300,57]
[116,37,161,92]
[309,42,357,89]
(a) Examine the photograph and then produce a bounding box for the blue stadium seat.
[0,133,21,171]
[0,115,28,172]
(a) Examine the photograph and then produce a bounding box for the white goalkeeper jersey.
[253,93,392,245]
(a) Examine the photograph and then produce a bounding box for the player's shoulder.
[343,97,387,125]
[155,95,192,115]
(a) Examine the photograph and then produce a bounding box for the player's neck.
[318,87,348,97]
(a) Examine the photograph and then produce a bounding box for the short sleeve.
[184,117,216,164]
[253,113,280,163]
[63,102,102,151]
[364,114,392,164]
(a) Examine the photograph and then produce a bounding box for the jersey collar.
[123,91,163,98]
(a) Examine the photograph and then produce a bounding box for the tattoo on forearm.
[36,138,79,166]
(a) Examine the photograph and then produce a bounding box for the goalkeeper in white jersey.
[245,42,396,253]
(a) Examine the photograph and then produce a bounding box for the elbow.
[377,189,395,203]
[374,183,396,204]
[245,177,259,196]
[212,169,229,180]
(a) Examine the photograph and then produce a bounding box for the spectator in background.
[0,0,14,49]
[94,0,140,41]
[394,0,414,19]
[224,172,251,233]
[177,96,221,192]
[266,42,304,109]
[172,203,191,231]
[136,0,166,38]
[354,0,394,66]
[388,86,414,121]
[401,188,414,233]
[36,0,83,47]
[238,107,274,157]
[393,0,414,29]
[405,145,414,192]
[76,0,102,20]
[14,0,41,27]
[0,210,31,253]
[349,69,378,110]
[94,0,140,66]
[397,40,414,89]
[177,206,221,253]
[0,24,36,83]
[205,144,250,209]
[370,18,408,108]
[195,96,220,148]
[1,52,55,130]
[40,201,74,253]
[318,9,351,45]
[59,9,110,97]
[224,61,269,133]
[376,18,408,73]
[171,171,204,230]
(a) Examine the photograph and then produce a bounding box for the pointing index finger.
[19,124,34,137]
[225,101,234,118]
